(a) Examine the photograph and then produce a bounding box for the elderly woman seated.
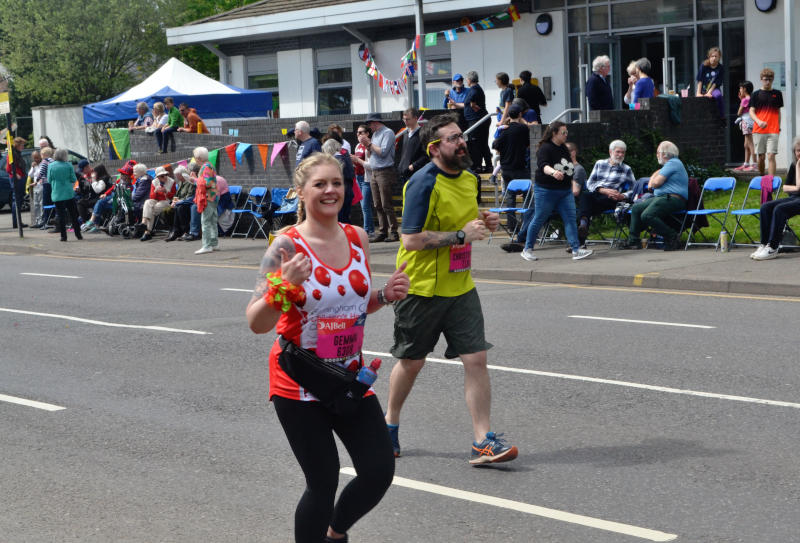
[131,163,152,224]
[164,166,194,242]
[618,141,688,251]
[128,102,154,132]
[140,166,177,241]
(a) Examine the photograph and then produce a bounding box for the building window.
[410,41,452,109]
[316,47,351,115]
[248,55,279,117]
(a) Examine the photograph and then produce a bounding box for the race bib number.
[449,244,472,273]
[316,314,365,359]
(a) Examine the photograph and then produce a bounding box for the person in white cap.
[140,166,176,241]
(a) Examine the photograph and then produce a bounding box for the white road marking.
[0,308,210,335]
[221,288,253,293]
[569,315,715,329]
[340,467,676,541]
[0,393,65,411]
[362,350,800,410]
[20,272,81,279]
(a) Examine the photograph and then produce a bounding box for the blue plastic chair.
[231,186,267,238]
[488,179,532,241]
[683,177,736,250]
[730,176,782,247]
[271,188,298,231]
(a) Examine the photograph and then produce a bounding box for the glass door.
[580,35,621,110]
[664,26,695,96]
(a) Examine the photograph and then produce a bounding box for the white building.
[167,0,799,163]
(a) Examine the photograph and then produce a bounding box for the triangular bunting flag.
[425,33,437,46]
[414,34,421,50]
[270,142,288,166]
[224,143,238,170]
[496,11,509,20]
[178,159,188,167]
[208,149,219,170]
[257,144,269,169]
[444,29,458,42]
[235,143,252,164]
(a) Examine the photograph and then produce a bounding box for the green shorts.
[390,288,492,360]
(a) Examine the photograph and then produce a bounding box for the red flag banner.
[225,143,238,170]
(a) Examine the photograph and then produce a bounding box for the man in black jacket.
[396,108,428,183]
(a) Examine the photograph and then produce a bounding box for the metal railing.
[548,108,585,124]
[463,112,493,136]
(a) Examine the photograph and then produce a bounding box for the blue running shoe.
[469,432,518,465]
[387,423,401,457]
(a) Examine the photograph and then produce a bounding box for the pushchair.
[106,183,141,238]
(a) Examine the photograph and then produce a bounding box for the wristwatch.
[456,230,466,244]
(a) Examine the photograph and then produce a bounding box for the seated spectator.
[566,142,587,197]
[164,166,194,242]
[82,160,136,233]
[751,137,800,260]
[140,166,177,241]
[159,97,182,153]
[74,159,98,223]
[618,141,688,251]
[128,102,154,132]
[577,139,636,246]
[322,137,355,224]
[131,163,152,223]
[152,102,168,145]
[177,103,209,134]
[492,103,530,235]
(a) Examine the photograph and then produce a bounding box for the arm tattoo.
[420,230,459,250]
[251,237,296,299]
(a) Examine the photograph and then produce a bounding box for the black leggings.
[760,197,800,248]
[272,394,395,543]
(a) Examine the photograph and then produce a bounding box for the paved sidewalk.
[2,213,799,297]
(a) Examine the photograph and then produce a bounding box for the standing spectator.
[128,102,154,132]
[695,47,724,118]
[47,148,82,242]
[463,71,492,173]
[177,103,209,134]
[520,122,593,262]
[361,112,399,242]
[623,61,639,106]
[495,72,515,126]
[577,140,636,246]
[327,123,351,153]
[27,150,42,227]
[516,70,548,122]
[443,73,469,130]
[5,136,28,229]
[245,153,408,543]
[352,124,374,235]
[750,68,783,177]
[385,113,518,465]
[734,81,756,172]
[140,166,176,241]
[165,166,194,242]
[491,103,530,234]
[36,146,55,229]
[618,141,688,251]
[294,121,322,167]
[159,97,182,153]
[631,58,655,105]
[321,138,355,224]
[396,108,427,184]
[193,147,219,254]
[586,55,614,111]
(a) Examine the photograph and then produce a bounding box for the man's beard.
[609,157,621,166]
[441,147,472,171]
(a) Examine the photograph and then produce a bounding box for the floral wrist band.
[264,270,306,313]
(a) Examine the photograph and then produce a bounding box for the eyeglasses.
[440,133,466,144]
[761,77,773,81]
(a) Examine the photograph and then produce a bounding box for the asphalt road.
[2,253,799,543]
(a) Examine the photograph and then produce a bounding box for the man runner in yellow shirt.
[384,113,519,465]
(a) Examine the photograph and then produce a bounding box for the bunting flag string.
[415,5,518,49]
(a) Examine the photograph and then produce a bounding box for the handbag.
[277,336,368,415]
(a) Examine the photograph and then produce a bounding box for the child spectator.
[695,47,724,117]
[734,81,756,171]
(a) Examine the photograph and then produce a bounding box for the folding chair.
[683,177,736,250]
[42,204,56,225]
[271,188,298,232]
[488,179,532,242]
[730,176,782,248]
[231,186,267,238]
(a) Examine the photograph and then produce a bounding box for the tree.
[0,0,171,106]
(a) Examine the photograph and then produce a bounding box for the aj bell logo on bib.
[318,320,349,332]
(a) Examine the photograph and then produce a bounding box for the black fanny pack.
[278,336,368,415]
